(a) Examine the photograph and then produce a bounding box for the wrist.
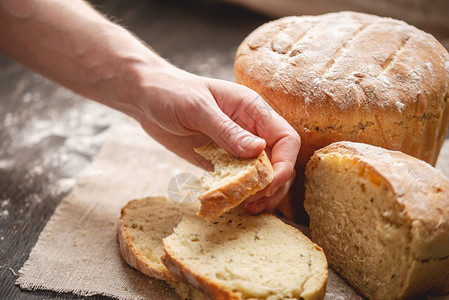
[122,55,179,123]
[85,23,175,121]
[128,57,192,125]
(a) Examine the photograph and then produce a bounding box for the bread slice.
[118,197,206,299]
[117,196,198,281]
[304,141,449,299]
[161,207,328,300]
[195,143,274,222]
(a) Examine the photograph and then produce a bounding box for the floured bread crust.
[235,11,449,167]
[235,11,449,222]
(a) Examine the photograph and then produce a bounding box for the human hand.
[134,64,300,214]
[0,0,299,213]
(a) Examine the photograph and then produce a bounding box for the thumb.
[202,110,266,158]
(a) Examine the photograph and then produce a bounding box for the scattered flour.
[23,92,32,103]
[26,194,42,204]
[18,101,119,197]
[1,199,10,208]
[56,178,77,195]
[377,74,391,87]
[304,97,313,105]
[0,210,9,220]
[0,159,14,170]
[0,200,9,221]
[4,113,13,127]
[2,78,121,207]
[31,165,43,175]
[410,71,421,81]
[395,101,406,112]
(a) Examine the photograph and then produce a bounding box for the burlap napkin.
[16,117,449,299]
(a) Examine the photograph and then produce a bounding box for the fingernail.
[240,136,263,151]
[252,202,267,214]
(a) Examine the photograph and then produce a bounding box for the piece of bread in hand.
[195,142,274,222]
[117,196,198,281]
[161,207,328,300]
[304,141,449,299]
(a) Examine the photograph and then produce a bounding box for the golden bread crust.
[235,11,449,223]
[235,12,449,167]
[195,143,274,222]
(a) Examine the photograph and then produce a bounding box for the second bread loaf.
[304,142,449,299]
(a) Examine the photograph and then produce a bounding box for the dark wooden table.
[0,1,267,299]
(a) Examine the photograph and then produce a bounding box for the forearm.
[0,0,301,213]
[0,0,170,120]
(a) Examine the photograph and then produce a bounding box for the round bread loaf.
[235,11,449,167]
[235,11,449,222]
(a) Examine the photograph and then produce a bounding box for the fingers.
[246,137,298,213]
[140,118,214,171]
[246,168,296,214]
[263,136,299,196]
[141,73,300,213]
[207,78,301,209]
[198,108,266,159]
